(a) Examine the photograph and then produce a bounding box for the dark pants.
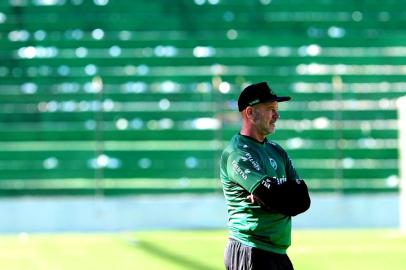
[224,239,294,270]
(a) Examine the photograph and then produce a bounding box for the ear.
[245,107,254,119]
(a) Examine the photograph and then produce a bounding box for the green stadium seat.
[0,0,405,195]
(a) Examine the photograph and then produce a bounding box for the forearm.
[252,177,311,216]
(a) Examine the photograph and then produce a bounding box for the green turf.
[1,229,405,270]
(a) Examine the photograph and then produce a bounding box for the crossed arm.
[249,177,311,216]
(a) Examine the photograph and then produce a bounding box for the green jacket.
[220,134,300,254]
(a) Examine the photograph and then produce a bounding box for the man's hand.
[247,194,255,203]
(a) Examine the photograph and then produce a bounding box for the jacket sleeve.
[226,150,268,193]
[252,177,311,216]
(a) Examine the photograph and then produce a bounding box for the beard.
[252,110,275,135]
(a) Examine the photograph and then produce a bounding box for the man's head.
[238,82,291,140]
[238,82,290,112]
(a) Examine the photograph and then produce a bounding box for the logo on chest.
[269,158,278,170]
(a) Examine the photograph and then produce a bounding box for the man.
[220,82,311,270]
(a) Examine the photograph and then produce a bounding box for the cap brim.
[275,96,291,102]
[263,96,291,103]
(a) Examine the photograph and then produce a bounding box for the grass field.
[1,229,406,270]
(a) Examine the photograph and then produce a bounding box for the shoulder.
[222,135,260,161]
[222,134,245,152]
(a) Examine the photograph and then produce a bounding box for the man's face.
[251,101,279,135]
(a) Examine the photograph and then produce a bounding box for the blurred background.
[0,0,406,269]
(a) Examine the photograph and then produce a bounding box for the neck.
[240,126,266,143]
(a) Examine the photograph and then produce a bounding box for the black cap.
[237,82,291,111]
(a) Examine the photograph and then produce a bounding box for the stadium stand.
[0,0,405,195]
